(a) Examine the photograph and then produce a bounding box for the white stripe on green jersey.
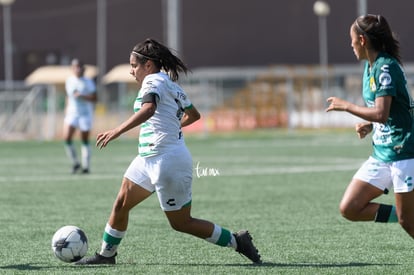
[133,72,192,157]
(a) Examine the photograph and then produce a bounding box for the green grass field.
[1,129,413,274]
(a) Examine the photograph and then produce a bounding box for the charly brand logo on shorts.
[405,176,413,187]
[194,162,220,178]
[166,198,176,206]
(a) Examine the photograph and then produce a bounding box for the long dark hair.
[131,38,188,81]
[353,14,402,64]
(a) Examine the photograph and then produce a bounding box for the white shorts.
[64,113,93,132]
[124,145,193,211]
[353,156,414,193]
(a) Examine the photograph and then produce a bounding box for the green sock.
[205,224,237,248]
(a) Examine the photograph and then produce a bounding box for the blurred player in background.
[326,15,414,239]
[63,58,97,174]
[75,38,261,265]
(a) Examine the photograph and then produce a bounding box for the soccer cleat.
[72,164,81,174]
[234,230,262,264]
[81,168,90,174]
[74,252,116,265]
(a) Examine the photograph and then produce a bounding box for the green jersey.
[362,52,414,162]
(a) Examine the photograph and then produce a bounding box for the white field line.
[193,155,364,164]
[0,173,121,183]
[219,163,360,176]
[0,154,364,181]
[0,161,360,183]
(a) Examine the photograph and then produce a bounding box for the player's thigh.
[340,179,384,210]
[395,191,414,224]
[114,177,153,211]
[342,157,392,208]
[63,123,76,140]
[164,204,191,224]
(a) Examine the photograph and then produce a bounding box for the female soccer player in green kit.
[326,14,414,239]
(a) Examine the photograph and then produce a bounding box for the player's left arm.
[181,105,201,127]
[76,92,97,103]
[75,80,97,103]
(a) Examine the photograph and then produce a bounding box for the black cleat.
[72,164,81,174]
[234,230,262,264]
[81,168,90,174]
[74,252,116,265]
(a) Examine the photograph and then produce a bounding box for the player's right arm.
[96,102,156,149]
[326,96,392,124]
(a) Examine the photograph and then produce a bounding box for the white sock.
[64,142,78,165]
[100,223,126,257]
[81,143,90,170]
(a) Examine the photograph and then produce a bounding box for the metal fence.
[2,64,414,140]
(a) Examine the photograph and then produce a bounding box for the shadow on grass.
[0,263,110,271]
[0,261,398,271]
[0,264,46,271]
[255,262,399,268]
[141,261,398,268]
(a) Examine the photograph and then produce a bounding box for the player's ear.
[145,59,157,73]
[359,34,366,46]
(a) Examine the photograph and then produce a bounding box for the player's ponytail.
[131,38,188,81]
[354,14,401,64]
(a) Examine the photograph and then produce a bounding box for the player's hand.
[96,129,121,149]
[326,97,349,112]
[355,122,373,139]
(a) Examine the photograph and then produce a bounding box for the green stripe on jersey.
[140,131,154,138]
[140,151,156,157]
[139,142,152,148]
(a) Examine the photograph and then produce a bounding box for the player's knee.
[167,220,185,232]
[399,216,414,237]
[339,201,358,221]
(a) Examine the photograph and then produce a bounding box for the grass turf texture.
[0,129,412,274]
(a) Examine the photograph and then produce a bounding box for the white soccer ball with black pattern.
[51,225,88,263]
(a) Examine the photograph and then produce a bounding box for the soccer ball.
[51,225,88,263]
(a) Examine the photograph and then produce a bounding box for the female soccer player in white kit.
[63,59,97,174]
[76,39,261,265]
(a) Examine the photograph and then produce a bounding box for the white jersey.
[133,72,192,157]
[65,76,96,117]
